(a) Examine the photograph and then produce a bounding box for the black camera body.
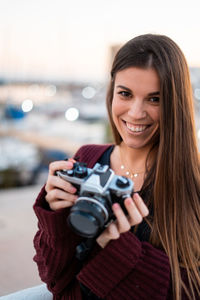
[56,162,134,238]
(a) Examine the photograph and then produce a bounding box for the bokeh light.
[82,86,96,99]
[21,99,33,112]
[65,107,79,121]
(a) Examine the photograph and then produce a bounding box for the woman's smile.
[124,121,150,134]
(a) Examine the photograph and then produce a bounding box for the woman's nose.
[127,99,147,119]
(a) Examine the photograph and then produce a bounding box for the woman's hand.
[96,193,149,248]
[45,160,78,211]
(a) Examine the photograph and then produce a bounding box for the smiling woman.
[30,34,200,300]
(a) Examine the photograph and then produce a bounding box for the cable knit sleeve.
[77,232,171,300]
[32,145,110,299]
[33,186,83,298]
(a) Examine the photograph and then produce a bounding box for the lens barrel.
[68,197,108,238]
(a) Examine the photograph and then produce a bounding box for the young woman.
[33,34,200,299]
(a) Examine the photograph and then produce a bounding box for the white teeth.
[126,122,147,132]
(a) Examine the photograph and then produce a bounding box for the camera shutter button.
[116,176,129,188]
[74,166,88,178]
[67,169,74,176]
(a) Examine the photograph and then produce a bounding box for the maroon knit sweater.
[33,144,193,300]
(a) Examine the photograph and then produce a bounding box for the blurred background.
[0,0,200,296]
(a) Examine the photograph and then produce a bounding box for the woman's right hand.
[45,160,78,211]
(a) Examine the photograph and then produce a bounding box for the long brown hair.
[106,34,200,299]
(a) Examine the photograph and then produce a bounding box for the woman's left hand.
[96,193,149,248]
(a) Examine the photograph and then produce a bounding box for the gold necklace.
[119,146,145,179]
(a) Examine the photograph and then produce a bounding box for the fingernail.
[70,187,77,193]
[125,198,132,205]
[66,161,73,168]
[68,158,76,163]
[134,193,139,200]
[113,203,120,210]
[144,206,149,215]
[73,195,78,201]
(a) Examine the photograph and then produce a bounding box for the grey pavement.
[0,185,44,296]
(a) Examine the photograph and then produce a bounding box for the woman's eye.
[149,96,160,103]
[118,91,131,98]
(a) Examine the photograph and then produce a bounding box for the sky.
[0,0,200,82]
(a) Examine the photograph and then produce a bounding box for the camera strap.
[76,238,96,261]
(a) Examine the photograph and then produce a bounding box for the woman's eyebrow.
[116,85,132,92]
[148,91,160,96]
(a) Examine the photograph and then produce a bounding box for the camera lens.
[68,197,108,238]
[68,211,100,237]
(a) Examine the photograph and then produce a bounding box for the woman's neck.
[119,142,151,172]
[110,142,155,192]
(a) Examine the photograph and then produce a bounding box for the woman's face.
[112,67,160,149]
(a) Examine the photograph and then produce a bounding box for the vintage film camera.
[56,162,134,239]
